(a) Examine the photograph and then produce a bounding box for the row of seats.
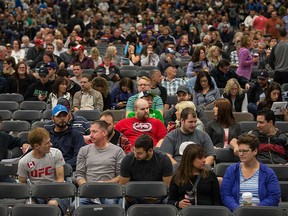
[0,181,287,216]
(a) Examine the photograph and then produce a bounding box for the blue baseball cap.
[45,62,57,69]
[52,105,68,116]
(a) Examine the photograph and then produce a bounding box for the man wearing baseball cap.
[44,98,91,143]
[46,104,85,170]
[70,44,94,69]
[247,70,270,117]
[24,67,54,102]
[157,48,180,75]
[127,91,164,122]
[26,39,45,68]
[45,62,58,81]
[164,85,209,128]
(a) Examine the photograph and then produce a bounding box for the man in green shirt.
[127,91,164,122]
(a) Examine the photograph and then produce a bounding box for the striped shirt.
[239,165,260,205]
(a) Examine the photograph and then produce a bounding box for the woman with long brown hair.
[206,98,241,148]
[168,144,221,209]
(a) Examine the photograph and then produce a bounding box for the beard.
[55,121,68,128]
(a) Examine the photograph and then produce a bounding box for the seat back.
[74,204,125,216]
[0,93,24,102]
[12,204,61,216]
[2,120,31,133]
[0,161,19,176]
[166,95,178,107]
[108,109,126,122]
[20,101,47,110]
[12,110,43,122]
[78,182,124,199]
[279,181,288,203]
[180,205,231,216]
[214,163,234,177]
[234,206,284,216]
[275,121,288,133]
[0,110,12,120]
[124,181,168,198]
[120,70,138,79]
[267,164,288,181]
[239,121,257,133]
[31,120,50,129]
[0,183,30,199]
[0,101,19,111]
[31,182,76,199]
[233,112,254,122]
[215,148,239,163]
[127,204,178,216]
[0,204,9,216]
[43,109,52,120]
[74,110,101,121]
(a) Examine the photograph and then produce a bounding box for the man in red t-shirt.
[115,99,166,146]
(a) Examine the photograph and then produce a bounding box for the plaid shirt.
[161,78,186,96]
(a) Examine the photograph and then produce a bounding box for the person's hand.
[117,102,126,108]
[253,56,259,63]
[245,83,250,90]
[178,199,191,209]
[114,74,120,81]
[21,144,31,154]
[233,147,239,156]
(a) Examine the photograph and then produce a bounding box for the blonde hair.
[207,45,221,63]
[90,47,100,60]
[224,78,243,95]
[106,45,117,57]
[137,76,151,84]
[175,101,197,126]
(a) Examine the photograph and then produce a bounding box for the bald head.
[134,99,150,120]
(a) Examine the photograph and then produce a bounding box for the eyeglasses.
[18,67,26,69]
[138,84,149,86]
[238,149,251,154]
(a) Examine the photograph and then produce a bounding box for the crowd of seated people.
[1,0,288,214]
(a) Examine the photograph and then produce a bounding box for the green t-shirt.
[127,108,164,123]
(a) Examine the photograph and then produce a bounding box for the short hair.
[134,134,154,152]
[137,76,151,85]
[81,74,92,81]
[257,109,275,125]
[149,69,161,79]
[218,58,230,68]
[279,27,287,37]
[100,110,115,122]
[28,127,50,149]
[91,120,109,132]
[57,68,70,77]
[180,107,197,121]
[73,63,82,69]
[237,133,259,152]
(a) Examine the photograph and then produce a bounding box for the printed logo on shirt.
[27,161,35,168]
[30,166,54,177]
[132,122,152,132]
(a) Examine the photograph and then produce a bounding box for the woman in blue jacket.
[220,133,280,212]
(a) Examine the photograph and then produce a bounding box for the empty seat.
[239,121,257,133]
[0,93,24,102]
[120,70,138,79]
[0,161,18,176]
[12,204,61,216]
[2,120,30,133]
[215,148,239,163]
[83,69,95,76]
[43,109,52,120]
[0,101,19,111]
[214,162,234,177]
[74,110,101,121]
[137,70,149,78]
[0,204,9,216]
[31,120,49,129]
[74,204,124,216]
[120,65,139,71]
[0,183,30,206]
[275,121,288,133]
[279,181,288,209]
[12,110,43,122]
[139,66,157,71]
[234,206,283,216]
[233,112,254,122]
[17,131,29,143]
[20,101,47,110]
[0,110,12,120]
[107,110,126,122]
[180,205,231,216]
[127,204,178,216]
[267,164,288,181]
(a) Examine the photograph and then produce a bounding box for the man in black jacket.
[210,59,250,89]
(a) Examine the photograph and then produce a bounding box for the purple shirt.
[236,47,254,80]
